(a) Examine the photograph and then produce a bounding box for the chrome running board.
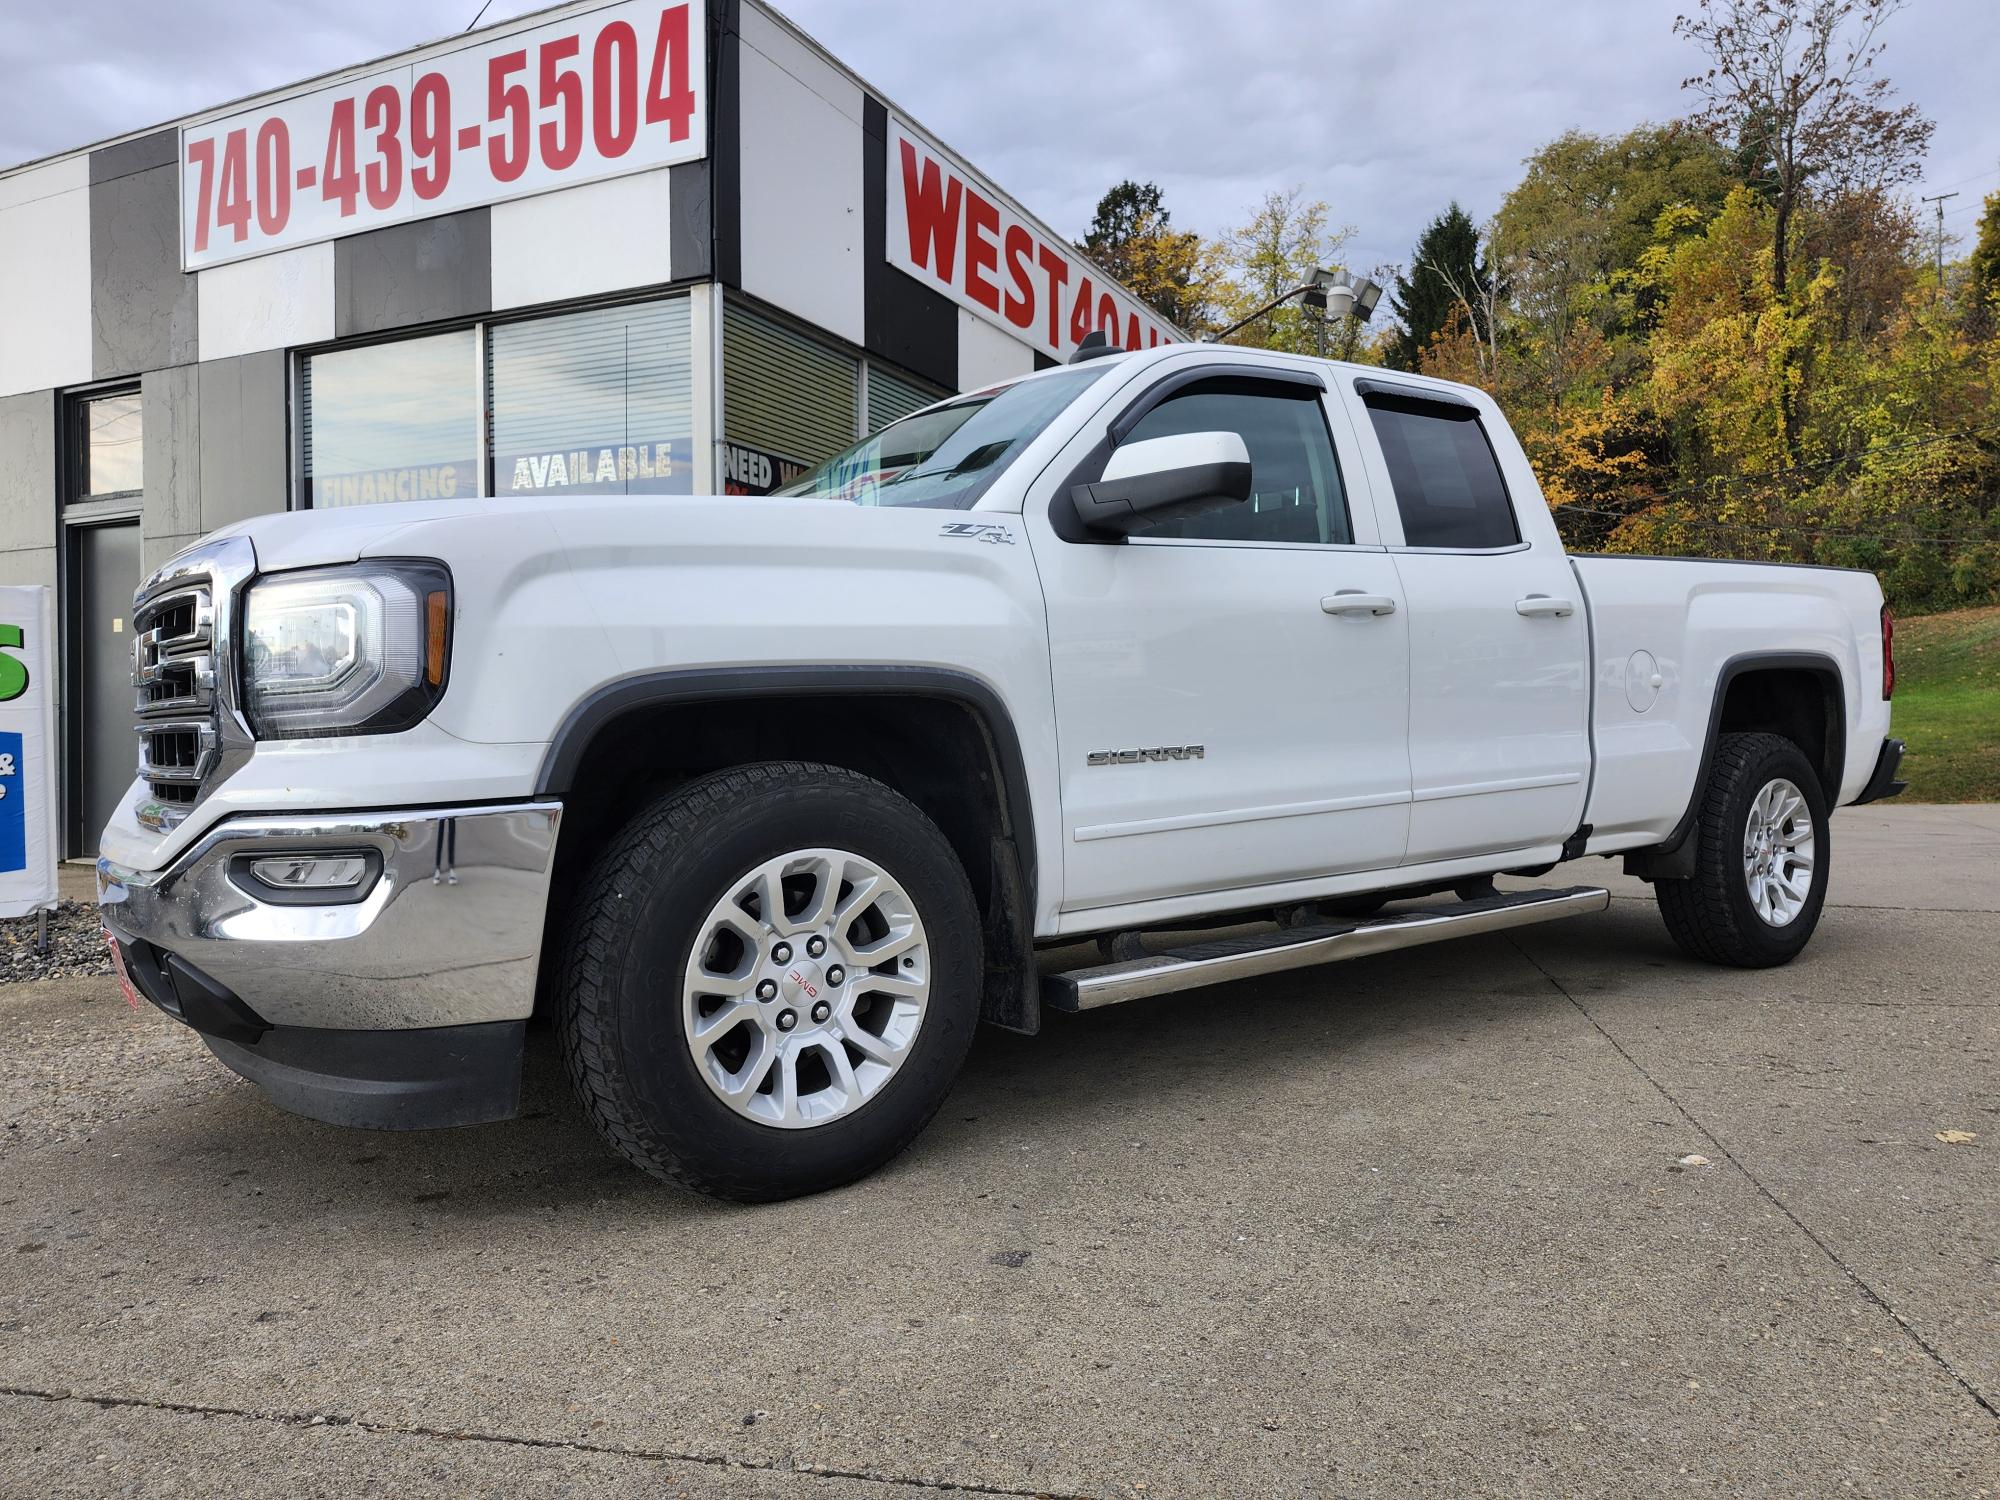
[1044,886,1610,1012]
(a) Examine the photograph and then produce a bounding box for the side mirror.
[1067,431,1252,538]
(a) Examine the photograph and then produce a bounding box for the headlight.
[241,562,451,738]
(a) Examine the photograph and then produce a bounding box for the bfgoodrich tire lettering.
[1654,732,1831,968]
[557,762,981,1201]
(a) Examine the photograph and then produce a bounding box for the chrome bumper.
[97,801,563,1032]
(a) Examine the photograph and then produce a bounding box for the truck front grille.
[132,573,226,824]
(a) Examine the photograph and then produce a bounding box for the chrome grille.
[130,535,255,831]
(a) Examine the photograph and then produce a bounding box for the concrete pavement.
[2,805,1996,1497]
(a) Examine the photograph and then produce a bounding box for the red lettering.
[1036,243,1070,350]
[1097,290,1119,336]
[964,190,1000,312]
[186,138,215,253]
[1002,225,1035,329]
[900,139,961,281]
[1126,310,1142,351]
[1070,277,1097,346]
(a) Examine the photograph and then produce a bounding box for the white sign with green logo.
[0,587,58,919]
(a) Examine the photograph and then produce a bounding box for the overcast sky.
[4,0,1991,275]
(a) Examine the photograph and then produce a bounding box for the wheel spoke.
[821,1039,860,1100]
[692,999,758,1046]
[757,868,790,934]
[800,858,843,929]
[848,925,921,966]
[773,1047,802,1123]
[843,1024,902,1065]
[833,872,883,929]
[854,972,925,999]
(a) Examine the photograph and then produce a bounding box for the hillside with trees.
[1074,0,1997,616]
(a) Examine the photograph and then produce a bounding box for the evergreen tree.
[1388,204,1489,371]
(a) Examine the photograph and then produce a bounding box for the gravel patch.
[2,900,113,984]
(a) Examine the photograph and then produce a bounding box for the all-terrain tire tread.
[1654,731,1819,969]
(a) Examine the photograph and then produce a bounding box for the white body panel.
[101,346,1893,946]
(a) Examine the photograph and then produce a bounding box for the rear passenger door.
[1341,378,1591,866]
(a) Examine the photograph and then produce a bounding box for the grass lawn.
[1891,604,2000,802]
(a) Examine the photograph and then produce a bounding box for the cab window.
[1363,390,1520,549]
[1118,381,1351,545]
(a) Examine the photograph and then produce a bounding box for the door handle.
[1321,592,1397,617]
[1514,595,1575,618]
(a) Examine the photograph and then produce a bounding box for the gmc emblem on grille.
[1087,745,1206,766]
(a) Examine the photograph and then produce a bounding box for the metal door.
[67,523,141,856]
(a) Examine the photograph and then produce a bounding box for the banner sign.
[885,118,1182,366]
[180,0,706,270]
[0,588,58,920]
[721,442,807,496]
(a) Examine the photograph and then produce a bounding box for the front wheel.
[1654,731,1830,968]
[556,762,981,1201]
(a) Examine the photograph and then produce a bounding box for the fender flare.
[533,664,1039,904]
[1635,650,1847,875]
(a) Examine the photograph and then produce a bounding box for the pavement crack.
[0,1384,1099,1498]
[1506,936,2000,1428]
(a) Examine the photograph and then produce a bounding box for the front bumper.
[98,800,562,1129]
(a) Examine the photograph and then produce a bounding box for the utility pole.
[1920,192,1959,302]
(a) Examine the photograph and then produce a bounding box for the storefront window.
[77,391,143,499]
[301,331,477,508]
[721,304,858,494]
[488,299,693,497]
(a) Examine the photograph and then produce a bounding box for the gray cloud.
[6,0,1992,272]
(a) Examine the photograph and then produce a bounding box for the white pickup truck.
[98,341,1905,1200]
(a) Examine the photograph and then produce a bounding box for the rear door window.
[1363,391,1519,549]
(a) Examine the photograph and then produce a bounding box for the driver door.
[1025,365,1412,917]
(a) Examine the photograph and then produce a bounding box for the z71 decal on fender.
[1087,745,1206,766]
[938,522,1015,545]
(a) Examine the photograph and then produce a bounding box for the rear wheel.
[1655,731,1830,968]
[557,762,981,1201]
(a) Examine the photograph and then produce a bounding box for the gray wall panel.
[89,128,178,184]
[0,390,59,553]
[89,160,199,378]
[0,545,57,592]
[140,364,201,542]
[669,160,712,283]
[334,210,491,337]
[197,352,288,531]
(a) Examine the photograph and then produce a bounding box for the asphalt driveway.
[3,804,1996,1497]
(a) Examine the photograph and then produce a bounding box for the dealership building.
[0,0,1177,856]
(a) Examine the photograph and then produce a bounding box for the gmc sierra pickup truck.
[98,341,1905,1200]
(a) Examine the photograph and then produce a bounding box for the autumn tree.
[1216,187,1353,354]
[1076,180,1220,331]
[1388,204,1491,372]
[1674,0,1934,454]
[1969,188,2000,330]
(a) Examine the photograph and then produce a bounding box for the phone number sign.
[180,0,706,270]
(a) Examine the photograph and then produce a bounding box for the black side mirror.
[1066,431,1253,538]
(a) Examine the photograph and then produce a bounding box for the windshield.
[775,364,1111,509]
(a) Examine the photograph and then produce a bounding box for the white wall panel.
[736,4,864,345]
[490,170,674,311]
[0,159,92,397]
[956,307,1035,391]
[196,242,335,360]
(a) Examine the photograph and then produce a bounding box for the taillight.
[1881,605,1895,700]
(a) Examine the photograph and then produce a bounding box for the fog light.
[247,854,371,890]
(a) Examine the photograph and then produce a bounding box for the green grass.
[1891,605,2000,802]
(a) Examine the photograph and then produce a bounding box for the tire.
[1655,731,1830,968]
[556,762,982,1201]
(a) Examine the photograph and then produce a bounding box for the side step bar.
[1045,886,1610,1012]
